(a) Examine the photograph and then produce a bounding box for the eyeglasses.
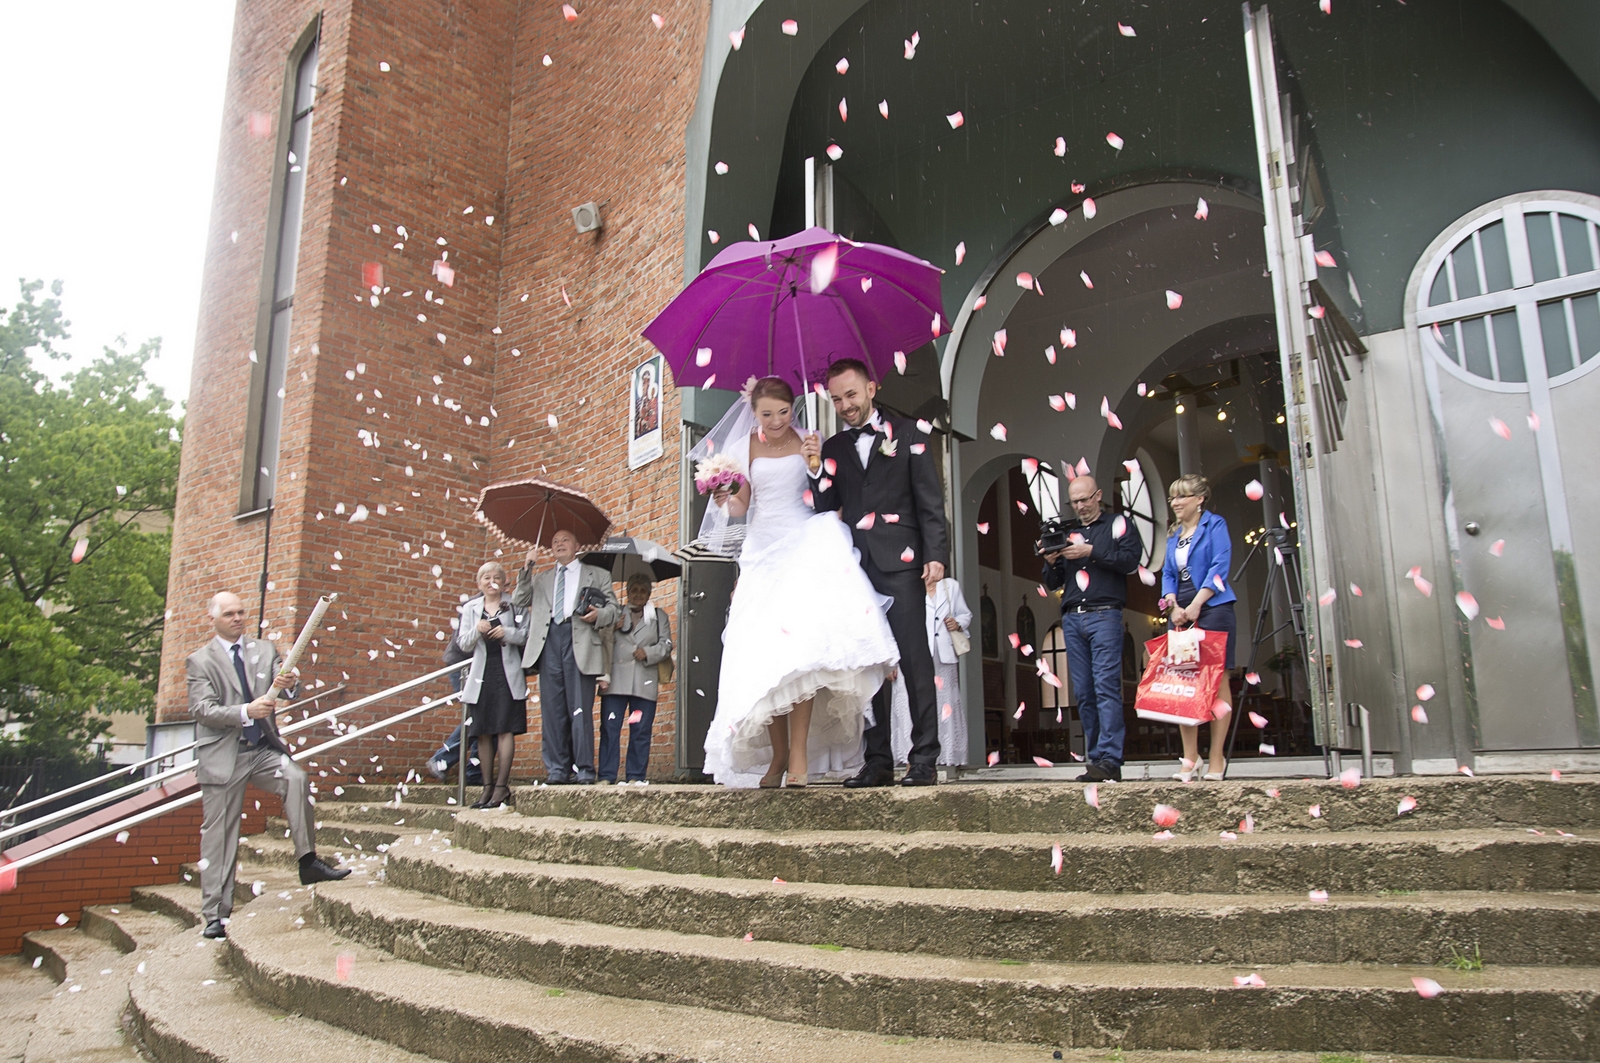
[1070,493,1101,506]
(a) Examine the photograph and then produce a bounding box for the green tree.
[0,280,181,759]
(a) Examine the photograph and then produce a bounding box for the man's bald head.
[1067,475,1103,522]
[208,592,248,640]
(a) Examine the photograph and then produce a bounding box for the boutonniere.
[878,438,898,458]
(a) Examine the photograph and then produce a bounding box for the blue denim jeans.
[598,695,656,782]
[1061,610,1126,768]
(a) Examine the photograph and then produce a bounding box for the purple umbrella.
[642,227,945,392]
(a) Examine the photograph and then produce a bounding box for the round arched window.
[1417,199,1600,390]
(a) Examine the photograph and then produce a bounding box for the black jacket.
[1041,510,1144,608]
[809,412,950,574]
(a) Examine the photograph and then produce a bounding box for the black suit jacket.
[809,412,950,573]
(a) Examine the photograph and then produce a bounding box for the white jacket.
[927,578,973,665]
[457,597,530,703]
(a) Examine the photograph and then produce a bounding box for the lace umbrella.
[475,478,611,549]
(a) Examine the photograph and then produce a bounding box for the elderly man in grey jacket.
[512,529,619,784]
[598,574,673,783]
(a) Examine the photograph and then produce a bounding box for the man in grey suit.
[512,529,618,784]
[187,591,349,938]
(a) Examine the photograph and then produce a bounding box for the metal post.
[1359,705,1374,780]
[457,694,471,810]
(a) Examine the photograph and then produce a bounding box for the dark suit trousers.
[862,556,941,768]
[539,619,596,781]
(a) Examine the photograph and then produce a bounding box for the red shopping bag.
[1133,629,1228,726]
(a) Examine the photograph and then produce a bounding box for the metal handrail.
[0,686,347,825]
[0,688,462,878]
[3,660,465,844]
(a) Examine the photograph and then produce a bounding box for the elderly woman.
[598,574,674,784]
[890,577,972,766]
[457,561,529,807]
[1159,474,1238,782]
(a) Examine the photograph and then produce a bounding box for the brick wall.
[160,0,709,782]
[0,780,283,955]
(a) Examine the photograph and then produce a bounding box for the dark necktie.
[233,644,262,747]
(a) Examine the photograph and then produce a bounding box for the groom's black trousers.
[861,555,941,768]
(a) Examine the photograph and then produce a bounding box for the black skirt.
[466,646,527,737]
[1176,580,1238,670]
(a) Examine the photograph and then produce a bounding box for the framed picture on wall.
[628,354,664,469]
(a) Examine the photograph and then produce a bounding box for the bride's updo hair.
[747,376,795,407]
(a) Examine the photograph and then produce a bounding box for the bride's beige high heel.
[784,772,809,788]
[759,770,784,789]
[1173,757,1202,783]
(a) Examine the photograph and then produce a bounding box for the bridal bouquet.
[694,453,747,496]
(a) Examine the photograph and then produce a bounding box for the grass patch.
[882,1038,913,1045]
[545,988,565,997]
[1105,1050,1126,1062]
[1445,942,1484,971]
[1377,888,1417,897]
[1318,1054,1362,1063]
[996,959,1026,966]
[812,943,845,952]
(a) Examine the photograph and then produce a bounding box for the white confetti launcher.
[279,594,337,678]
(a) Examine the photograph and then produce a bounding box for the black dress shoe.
[842,764,895,788]
[299,855,353,885]
[201,920,227,939]
[900,763,938,786]
[1098,762,1123,782]
[1075,762,1111,783]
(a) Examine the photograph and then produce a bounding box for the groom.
[803,358,950,786]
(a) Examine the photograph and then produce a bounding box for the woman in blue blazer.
[1159,474,1238,782]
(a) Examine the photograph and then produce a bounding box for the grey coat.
[186,638,295,786]
[604,604,673,700]
[511,561,619,676]
[457,596,530,702]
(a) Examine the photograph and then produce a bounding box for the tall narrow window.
[243,28,319,511]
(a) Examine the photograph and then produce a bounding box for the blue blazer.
[1162,509,1237,607]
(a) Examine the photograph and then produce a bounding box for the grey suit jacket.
[186,638,294,786]
[512,561,619,676]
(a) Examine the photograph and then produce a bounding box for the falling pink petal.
[1320,0,1332,11]
[651,13,665,29]
[1013,703,1026,720]
[826,143,843,161]
[1137,566,1156,586]
[708,230,720,243]
[823,457,838,475]
[1195,197,1209,220]
[1008,633,1021,650]
[72,537,89,563]
[742,931,754,942]
[855,512,876,530]
[1244,479,1265,501]
[1486,616,1506,630]
[1080,271,1094,288]
[1082,197,1097,219]
[729,25,744,48]
[977,521,991,535]
[1213,574,1226,592]
[893,351,907,375]
[336,952,355,980]
[1309,804,1323,818]
[1219,830,1238,841]
[715,161,730,174]
[1344,639,1364,649]
[1413,574,1434,597]
[992,328,1007,356]
[1552,769,1562,782]
[563,3,579,19]
[1339,767,1362,789]
[1075,457,1090,476]
[835,57,849,74]
[1050,843,1063,874]
[1061,328,1077,348]
[1016,271,1034,289]
[990,423,1007,441]
[1319,587,1338,606]
[987,750,1000,766]
[1085,784,1100,808]
[947,111,964,129]
[1259,742,1277,755]
[900,546,916,563]
[1412,977,1443,999]
[1233,973,1266,988]
[702,375,717,389]
[1308,889,1330,902]
[838,97,848,121]
[1042,672,1062,688]
[878,99,889,118]
[859,277,873,294]
[748,223,760,240]
[903,33,918,59]
[955,241,966,265]
[1105,131,1124,150]
[1314,249,1337,268]
[1112,514,1127,538]
[1021,457,1040,477]
[1117,21,1136,36]
[1053,137,1067,157]
[1267,788,1280,798]
[1106,410,1123,430]
[1455,592,1480,620]
[772,876,786,884]
[1459,765,1475,777]
[1488,538,1505,557]
[1034,756,1055,769]
[1397,795,1417,815]
[1488,417,1512,440]
[1075,570,1090,592]
[1249,711,1269,729]
[1245,671,1261,685]
[1350,582,1363,597]
[1308,305,1326,319]
[1411,705,1429,724]
[809,243,839,294]
[1049,394,1067,412]
[1152,804,1180,828]
[1528,411,1541,432]
[1137,381,1148,397]
[695,347,713,367]
[1037,585,1048,598]
[1165,290,1183,310]
[939,703,953,722]
[781,18,798,34]
[1239,814,1255,833]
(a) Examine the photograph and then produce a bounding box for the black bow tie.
[846,423,877,437]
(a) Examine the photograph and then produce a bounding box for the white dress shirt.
[555,559,583,620]
[854,410,884,467]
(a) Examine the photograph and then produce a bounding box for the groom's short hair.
[825,357,873,385]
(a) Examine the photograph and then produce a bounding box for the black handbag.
[574,585,610,618]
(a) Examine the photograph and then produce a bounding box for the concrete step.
[453,810,1600,894]
[0,954,54,1063]
[308,878,1599,1059]
[308,798,460,832]
[18,914,172,1063]
[383,842,1600,966]
[222,889,1482,1063]
[332,774,1600,834]
[126,908,439,1063]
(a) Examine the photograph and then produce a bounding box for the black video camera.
[1036,517,1072,557]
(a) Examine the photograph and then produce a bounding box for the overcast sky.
[1,1,236,409]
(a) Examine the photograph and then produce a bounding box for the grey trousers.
[199,744,314,924]
[539,620,597,781]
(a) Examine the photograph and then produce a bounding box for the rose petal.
[1319,587,1338,606]
[1105,131,1124,150]
[1339,767,1362,789]
[1195,197,1209,220]
[947,111,964,129]
[1084,784,1100,808]
[1050,843,1063,874]
[878,99,889,118]
[1412,977,1443,999]
[1397,795,1417,815]
[1249,711,1269,729]
[955,241,966,265]
[1034,756,1055,768]
[1488,417,1512,440]
[781,18,798,35]
[989,423,1007,441]
[1411,704,1429,723]
[1165,290,1183,310]
[1308,889,1329,902]
[987,750,1000,766]
[1152,804,1180,828]
[1455,591,1480,620]
[900,547,916,563]
[1049,207,1068,225]
[1075,570,1090,592]
[1245,479,1264,501]
[855,512,876,529]
[1054,137,1067,157]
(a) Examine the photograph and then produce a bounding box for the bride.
[698,376,899,788]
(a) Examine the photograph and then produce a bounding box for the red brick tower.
[158,0,708,777]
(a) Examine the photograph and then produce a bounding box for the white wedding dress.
[703,453,899,787]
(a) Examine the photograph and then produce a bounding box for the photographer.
[1038,474,1143,782]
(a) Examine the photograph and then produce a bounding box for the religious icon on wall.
[628,354,664,469]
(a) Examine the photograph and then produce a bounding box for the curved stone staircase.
[12,774,1600,1061]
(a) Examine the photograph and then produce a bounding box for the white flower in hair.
[738,375,760,402]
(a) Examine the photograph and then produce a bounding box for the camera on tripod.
[1036,517,1072,556]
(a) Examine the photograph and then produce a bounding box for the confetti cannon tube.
[279,594,336,677]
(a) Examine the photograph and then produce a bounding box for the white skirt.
[703,513,899,787]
